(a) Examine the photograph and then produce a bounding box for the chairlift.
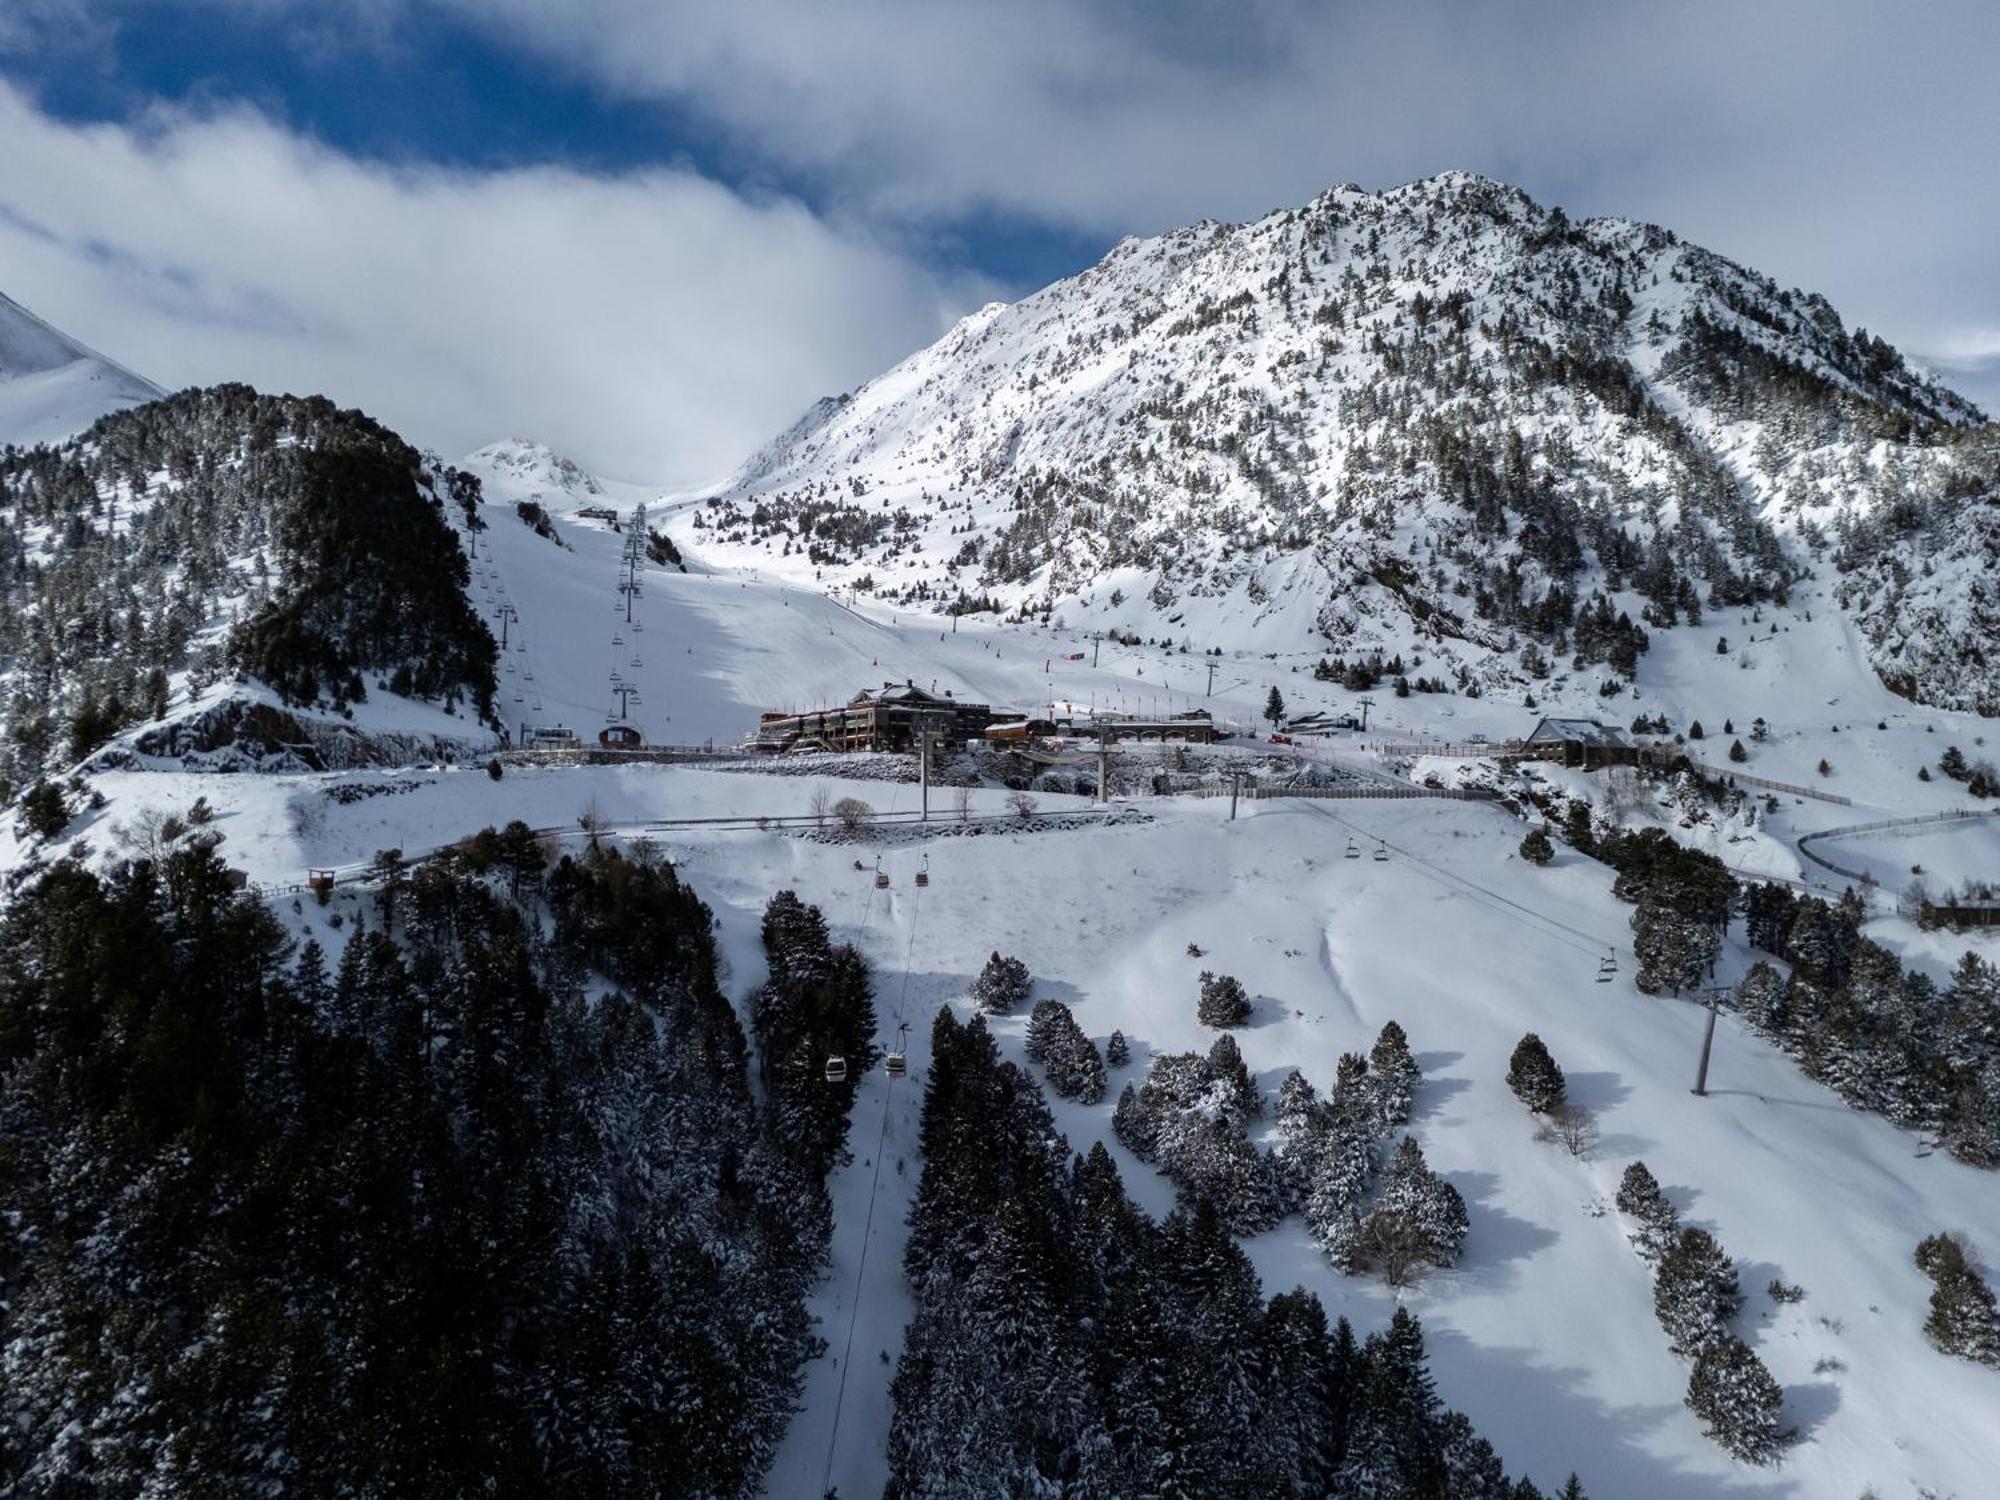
[1372,842,1388,862]
[632,621,644,633]
[874,857,890,890]
[1344,837,1360,860]
[885,1050,907,1077]
[824,1055,848,1084]
[524,668,535,681]
[914,855,930,889]
[1596,949,1618,984]
[613,633,625,647]
[512,692,524,704]
[630,655,643,669]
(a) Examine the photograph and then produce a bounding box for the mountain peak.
[0,290,164,450]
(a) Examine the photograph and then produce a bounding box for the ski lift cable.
[1298,800,1617,963]
[820,872,920,1495]
[822,850,928,1492]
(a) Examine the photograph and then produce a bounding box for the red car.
[1268,733,1293,745]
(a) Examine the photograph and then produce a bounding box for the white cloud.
[0,82,978,482]
[433,0,2000,411]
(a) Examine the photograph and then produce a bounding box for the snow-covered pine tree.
[1685,1336,1787,1463]
[1913,1233,2000,1365]
[1196,969,1252,1027]
[1368,1019,1421,1127]
[1506,1032,1567,1113]
[970,949,1032,1012]
[1375,1135,1470,1269]
[1030,1000,1108,1103]
[1106,1027,1130,1066]
[1653,1227,1742,1357]
[1614,1160,1681,1261]
[1206,1032,1262,1117]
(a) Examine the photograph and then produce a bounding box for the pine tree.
[1653,1227,1741,1357]
[1264,686,1287,729]
[1519,827,1554,865]
[1196,970,1252,1027]
[1685,1336,1786,1462]
[1914,1233,2000,1364]
[1368,1020,1422,1127]
[1105,1028,1130,1067]
[1614,1160,1680,1260]
[1506,1033,1566,1114]
[1376,1135,1469,1269]
[970,950,1031,1013]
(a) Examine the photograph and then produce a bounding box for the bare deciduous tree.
[1008,790,1039,822]
[1535,1102,1601,1160]
[833,796,874,834]
[1347,1209,1435,1288]
[810,782,833,829]
[952,783,973,822]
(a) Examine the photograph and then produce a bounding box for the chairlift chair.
[613,633,625,647]
[1596,949,1618,984]
[885,1050,907,1077]
[915,855,930,889]
[874,858,890,890]
[1372,842,1388,862]
[1344,837,1360,860]
[824,1055,848,1084]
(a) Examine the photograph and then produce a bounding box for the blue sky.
[1,1,1995,481]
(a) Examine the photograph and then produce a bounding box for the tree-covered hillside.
[0,385,497,793]
[0,838,837,1497]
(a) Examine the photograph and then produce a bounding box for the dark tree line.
[0,839,834,1497]
[888,1009,1585,1498]
[1739,884,2000,1164]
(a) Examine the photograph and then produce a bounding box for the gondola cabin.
[599,723,643,749]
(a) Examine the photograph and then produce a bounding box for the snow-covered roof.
[1526,717,1628,747]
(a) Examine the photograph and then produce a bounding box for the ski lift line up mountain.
[1300,800,1619,970]
[819,847,928,1494]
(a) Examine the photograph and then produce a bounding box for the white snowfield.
[0,290,164,450]
[12,433,1998,1500]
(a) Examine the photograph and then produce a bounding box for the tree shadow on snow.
[1422,1328,1794,1499]
[1442,1169,1560,1286]
[1779,1380,1841,1445]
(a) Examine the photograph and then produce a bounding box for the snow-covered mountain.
[0,290,164,450]
[459,437,605,505]
[697,172,1998,714]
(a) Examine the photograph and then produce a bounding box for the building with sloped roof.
[1525,717,1637,769]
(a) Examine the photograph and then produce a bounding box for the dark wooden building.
[756,681,1006,753]
[1524,717,1638,770]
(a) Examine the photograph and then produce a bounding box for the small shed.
[1525,717,1636,770]
[599,723,643,749]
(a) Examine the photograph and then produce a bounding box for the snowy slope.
[0,289,164,449]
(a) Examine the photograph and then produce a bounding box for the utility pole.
[1092,633,1101,668]
[1691,989,1722,1096]
[493,602,518,650]
[1096,735,1110,803]
[919,731,931,822]
[1357,694,1375,733]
